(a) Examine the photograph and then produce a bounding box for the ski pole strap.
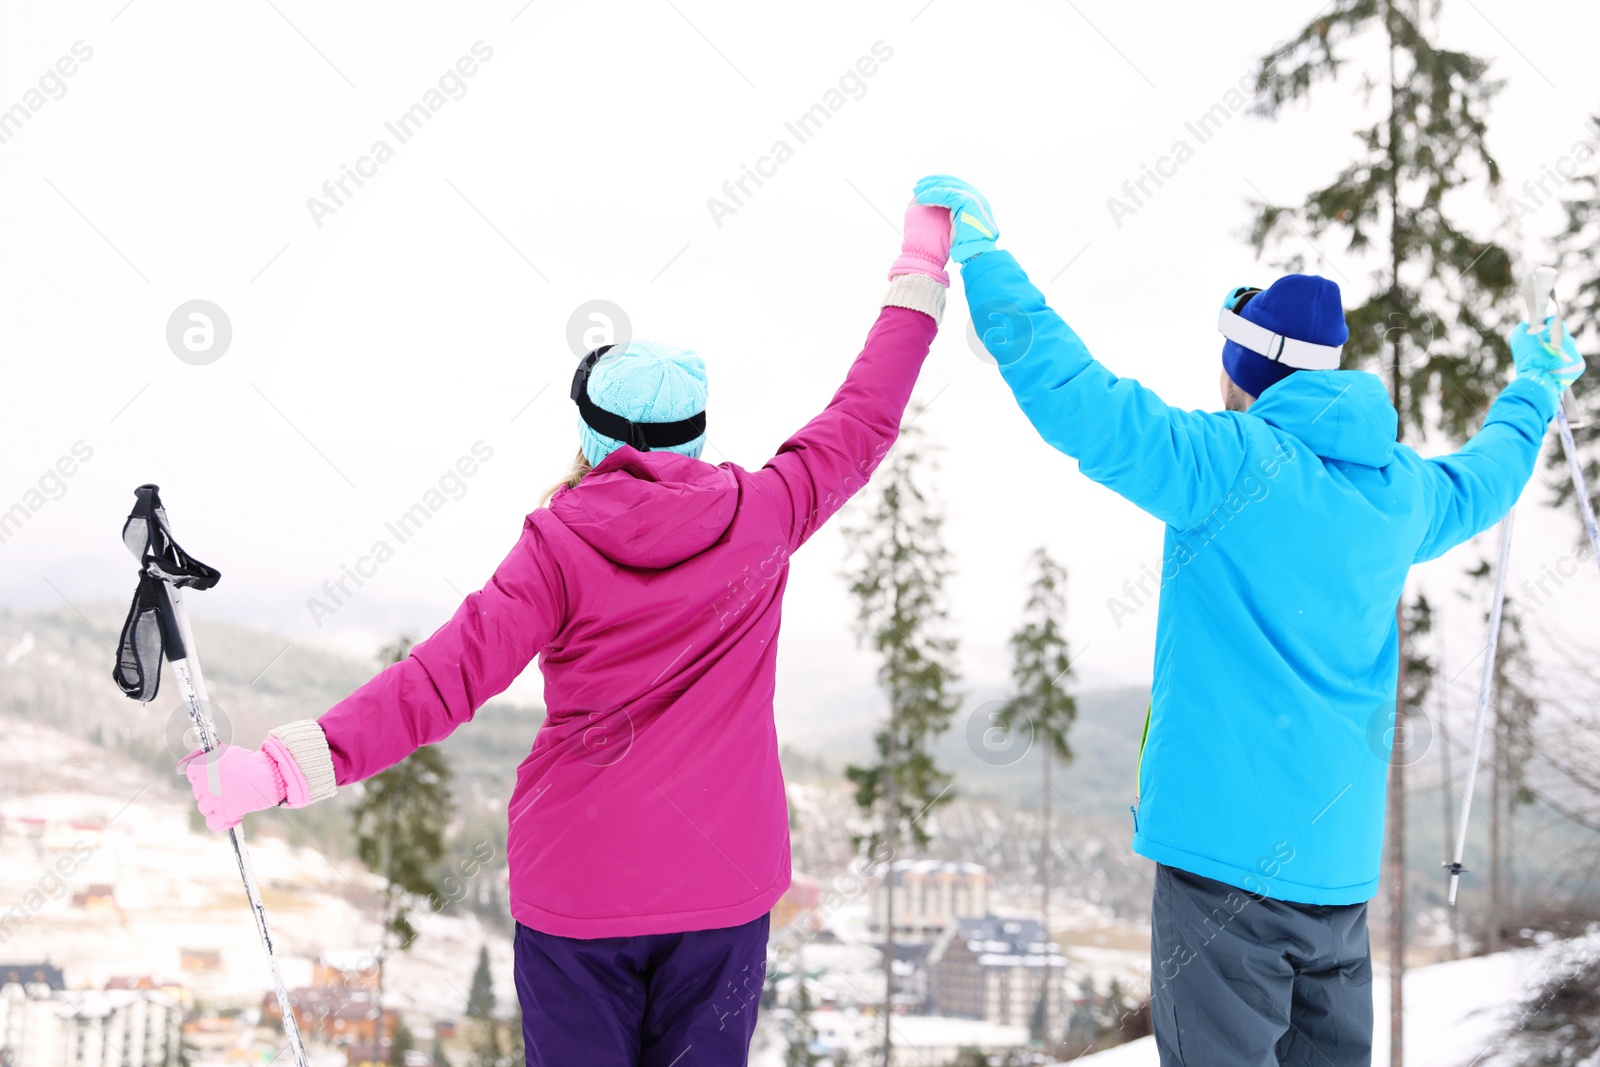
[121,484,221,589]
[113,484,221,702]
[114,574,179,701]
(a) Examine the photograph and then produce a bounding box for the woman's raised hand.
[888,201,954,287]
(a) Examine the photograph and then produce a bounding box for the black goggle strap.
[569,346,707,452]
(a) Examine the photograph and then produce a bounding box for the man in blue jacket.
[915,175,1585,1065]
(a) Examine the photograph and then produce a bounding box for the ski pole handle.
[1524,265,1557,327]
[1523,266,1600,569]
[1523,265,1581,416]
[1560,391,1585,431]
[1524,266,1587,426]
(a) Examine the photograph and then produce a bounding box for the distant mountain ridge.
[8,603,1588,930]
[0,602,1151,821]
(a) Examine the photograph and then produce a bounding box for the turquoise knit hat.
[578,340,709,467]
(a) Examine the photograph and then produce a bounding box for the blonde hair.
[540,449,593,507]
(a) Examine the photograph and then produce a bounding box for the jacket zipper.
[1132,700,1153,832]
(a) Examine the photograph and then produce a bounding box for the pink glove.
[888,201,953,286]
[179,739,312,832]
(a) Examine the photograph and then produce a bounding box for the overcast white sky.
[2,0,1598,713]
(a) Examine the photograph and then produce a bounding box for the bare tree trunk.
[1488,662,1504,955]
[882,719,899,1067]
[1388,606,1407,1067]
[374,892,391,1064]
[1384,8,1406,1058]
[1506,781,1516,937]
[1041,752,1053,1046]
[374,949,387,1066]
[1436,667,1459,960]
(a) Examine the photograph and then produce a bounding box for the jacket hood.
[1249,370,1397,467]
[549,446,738,569]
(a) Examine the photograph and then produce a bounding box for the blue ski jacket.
[963,250,1556,904]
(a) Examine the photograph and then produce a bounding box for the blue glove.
[1511,316,1585,397]
[914,174,999,263]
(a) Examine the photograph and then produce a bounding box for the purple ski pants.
[513,914,769,1067]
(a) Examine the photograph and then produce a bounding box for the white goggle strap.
[1217,308,1343,370]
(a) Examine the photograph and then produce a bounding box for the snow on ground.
[0,720,515,1019]
[12,717,1597,1065]
[1077,933,1599,1066]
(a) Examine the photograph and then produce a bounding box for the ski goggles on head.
[1218,285,1343,370]
[570,345,707,452]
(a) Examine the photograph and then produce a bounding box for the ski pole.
[1445,505,1514,905]
[1444,266,1589,903]
[112,486,310,1067]
[166,585,310,1067]
[1526,266,1600,575]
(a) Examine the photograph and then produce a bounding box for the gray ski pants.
[1151,863,1374,1066]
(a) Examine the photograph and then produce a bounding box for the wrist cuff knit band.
[883,273,947,324]
[267,720,338,804]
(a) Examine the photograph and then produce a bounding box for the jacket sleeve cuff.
[958,248,1018,285]
[883,273,947,324]
[1501,374,1561,424]
[267,720,338,805]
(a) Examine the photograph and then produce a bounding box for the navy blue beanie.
[1221,274,1349,397]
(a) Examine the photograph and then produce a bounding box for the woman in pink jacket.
[182,199,954,1066]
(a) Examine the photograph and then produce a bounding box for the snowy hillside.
[0,602,1153,819]
[0,719,518,1018]
[0,602,1163,917]
[1077,930,1600,1066]
[5,603,1595,1065]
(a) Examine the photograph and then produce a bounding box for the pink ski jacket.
[314,281,942,938]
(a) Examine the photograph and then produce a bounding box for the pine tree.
[1249,6,1517,1057]
[998,548,1076,1047]
[1395,591,1436,949]
[783,972,823,1067]
[1400,596,1435,722]
[1485,600,1539,952]
[1551,117,1600,522]
[462,946,517,1067]
[1101,979,1130,1036]
[501,1005,523,1067]
[467,1019,501,1067]
[1027,987,1047,1046]
[1397,593,1436,789]
[466,946,495,1020]
[1435,621,1461,960]
[387,1018,414,1067]
[353,635,457,1061]
[1066,975,1099,1047]
[842,419,962,1067]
